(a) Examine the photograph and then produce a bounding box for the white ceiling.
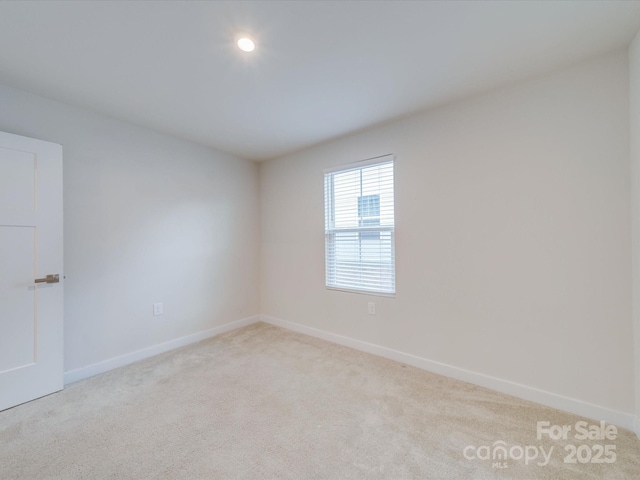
[1,1,640,161]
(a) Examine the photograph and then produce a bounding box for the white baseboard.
[64,315,261,385]
[261,314,637,433]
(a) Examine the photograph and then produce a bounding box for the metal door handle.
[34,274,59,284]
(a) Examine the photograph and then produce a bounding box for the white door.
[0,131,63,411]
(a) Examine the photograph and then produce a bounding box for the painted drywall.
[631,31,640,428]
[260,51,633,415]
[0,84,260,373]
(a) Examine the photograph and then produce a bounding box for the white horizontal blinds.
[324,156,395,295]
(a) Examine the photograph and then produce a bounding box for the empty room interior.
[3,0,640,478]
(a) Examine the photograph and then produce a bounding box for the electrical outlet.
[153,302,164,316]
[368,302,376,315]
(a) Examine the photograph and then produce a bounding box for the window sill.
[325,286,396,298]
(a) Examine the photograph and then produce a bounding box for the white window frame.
[324,154,396,297]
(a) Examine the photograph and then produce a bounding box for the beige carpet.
[1,322,639,479]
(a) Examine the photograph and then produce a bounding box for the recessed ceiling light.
[237,37,255,53]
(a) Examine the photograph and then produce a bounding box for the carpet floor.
[1,322,639,479]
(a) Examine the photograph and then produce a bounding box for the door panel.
[0,226,35,372]
[0,147,35,212]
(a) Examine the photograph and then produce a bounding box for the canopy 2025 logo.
[463,420,617,469]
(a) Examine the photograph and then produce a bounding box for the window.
[324,155,395,295]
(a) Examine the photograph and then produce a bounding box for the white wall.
[260,51,633,417]
[630,32,640,428]
[0,84,260,373]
